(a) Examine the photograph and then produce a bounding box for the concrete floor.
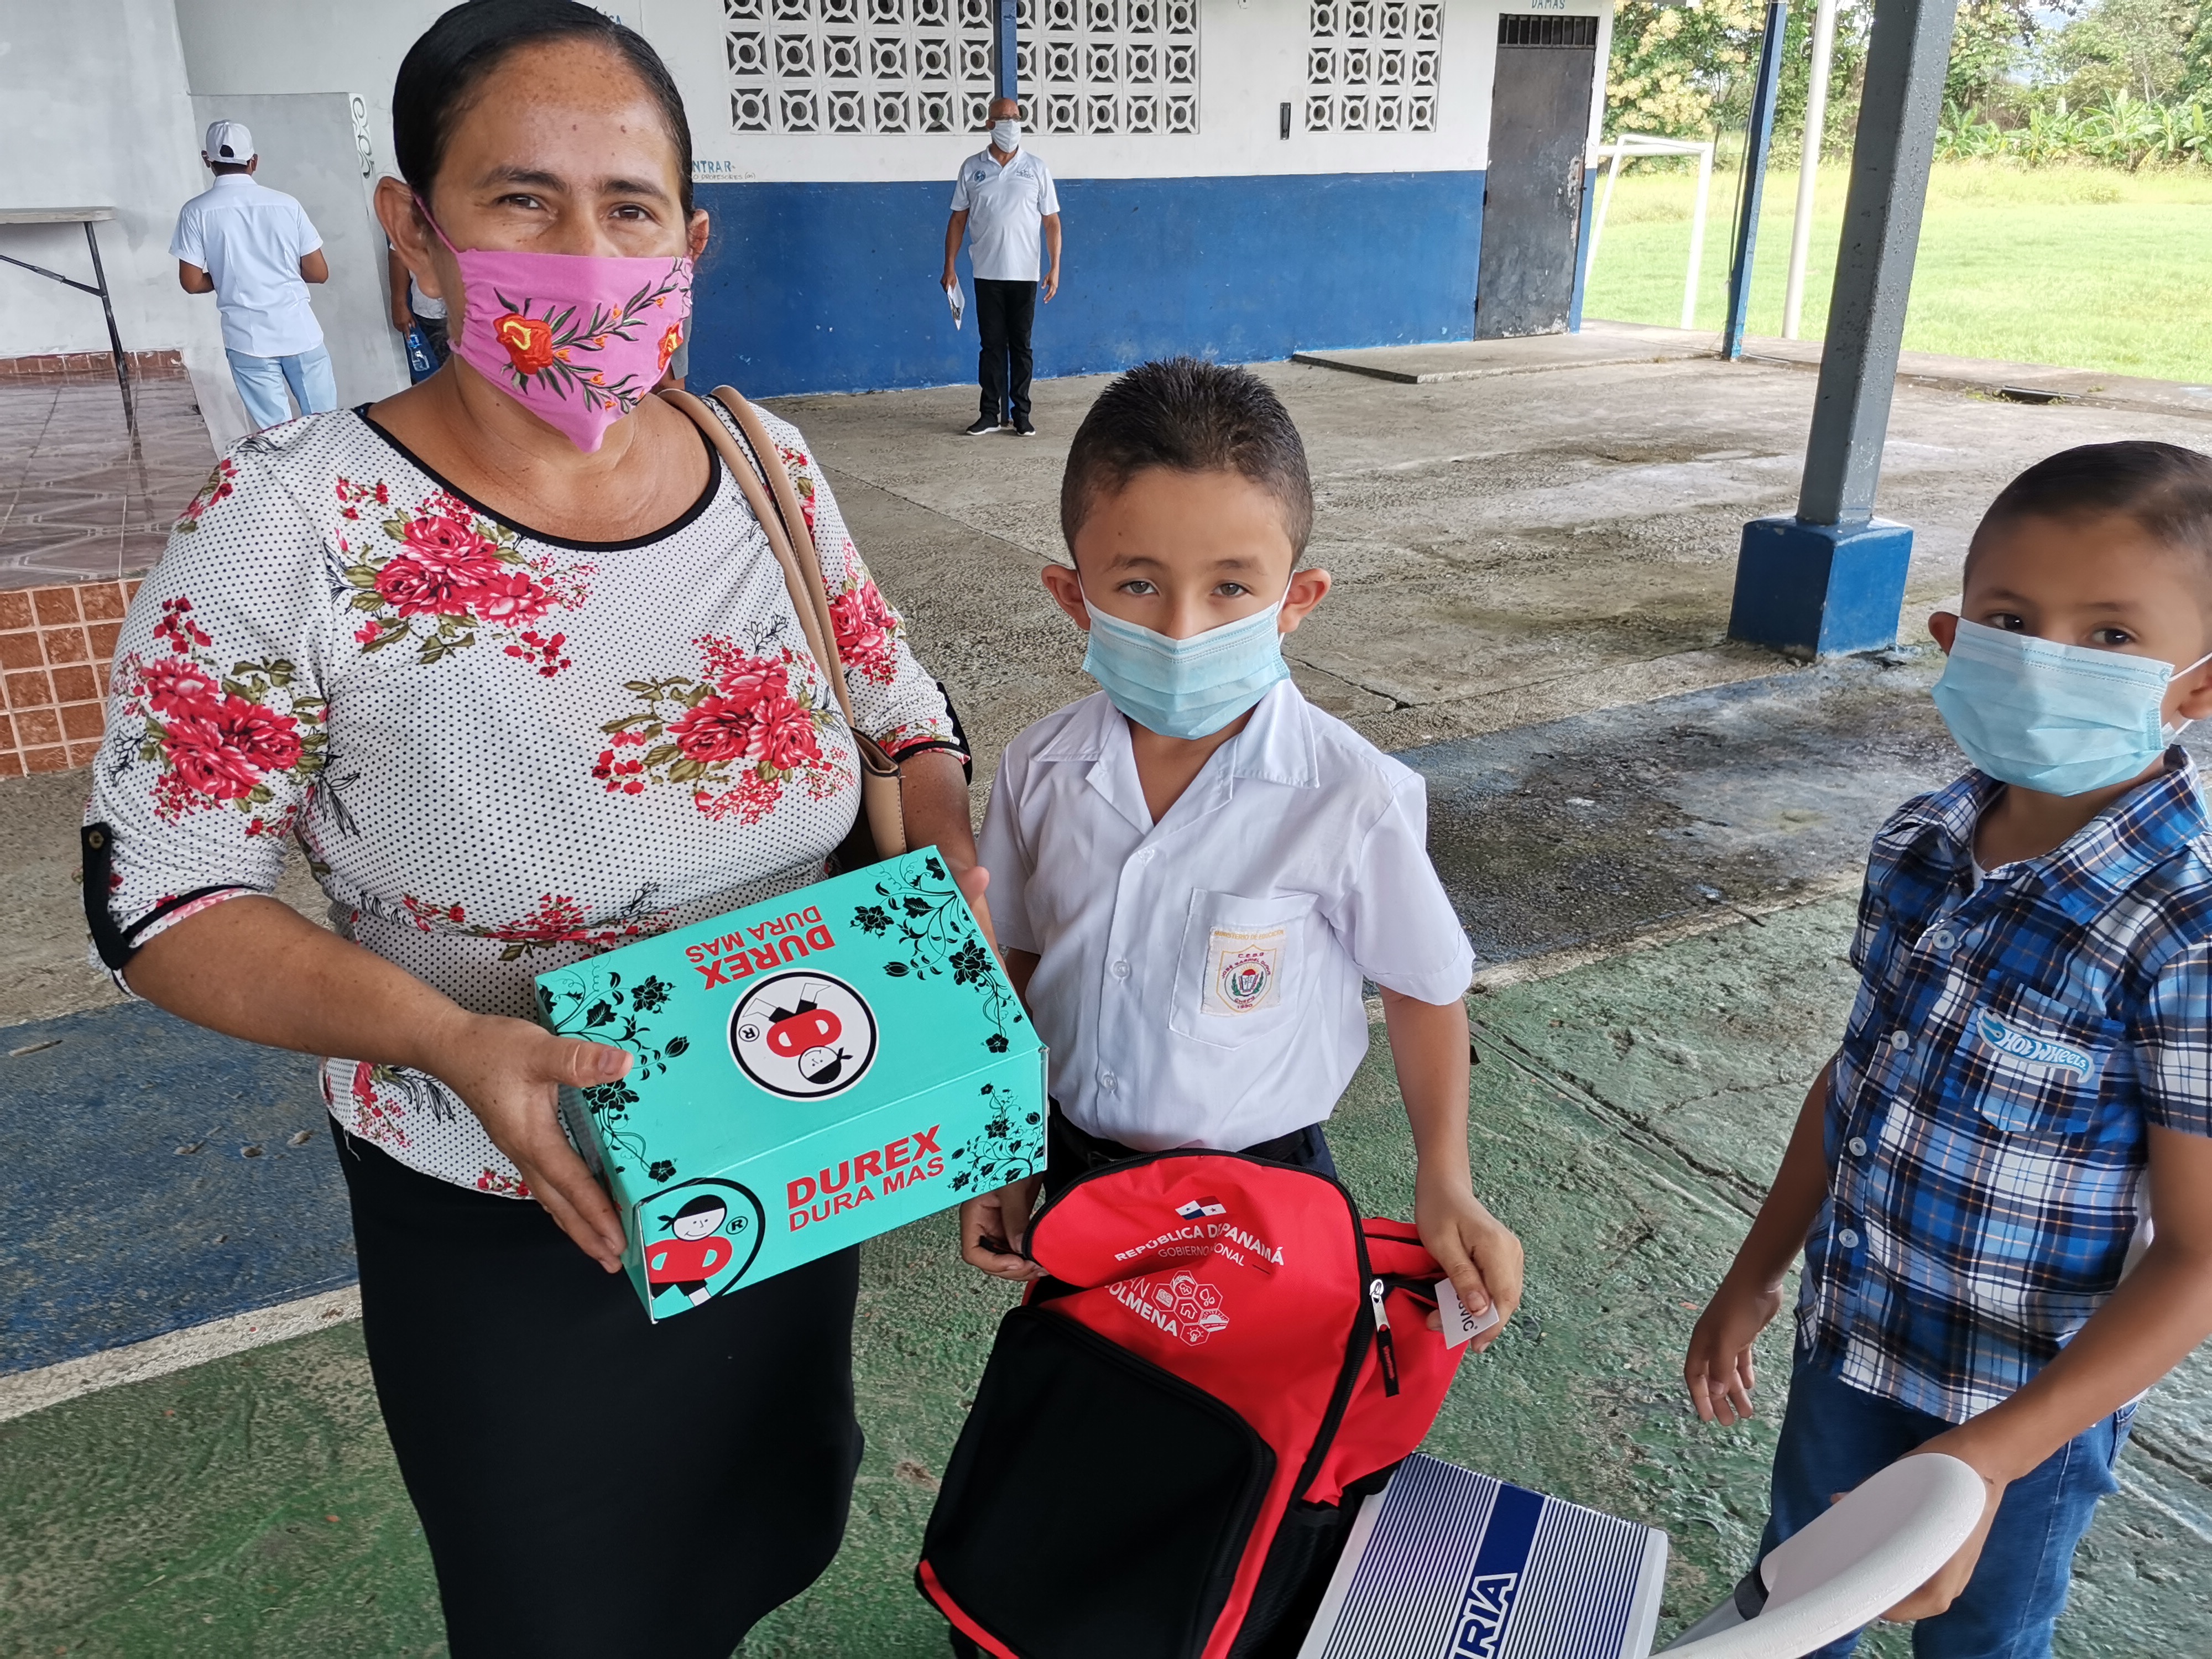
[5,343,2211,1656]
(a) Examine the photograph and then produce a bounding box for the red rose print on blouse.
[118,596,327,824]
[828,573,903,687]
[140,655,222,717]
[174,458,238,534]
[335,479,590,668]
[370,890,658,962]
[595,634,848,823]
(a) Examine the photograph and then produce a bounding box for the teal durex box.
[535,849,1045,1321]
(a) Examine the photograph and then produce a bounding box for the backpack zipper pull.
[1369,1277,1401,1397]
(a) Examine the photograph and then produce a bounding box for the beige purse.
[662,385,906,864]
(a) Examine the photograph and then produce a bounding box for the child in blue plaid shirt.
[1686,441,2212,1658]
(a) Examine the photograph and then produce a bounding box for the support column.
[1726,0,1960,656]
[994,0,1020,101]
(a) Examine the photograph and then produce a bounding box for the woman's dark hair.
[1975,441,2212,565]
[394,0,696,217]
[1060,358,1316,558]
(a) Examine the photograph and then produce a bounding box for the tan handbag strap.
[659,385,863,739]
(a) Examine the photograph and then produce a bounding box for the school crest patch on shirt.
[1202,924,1285,1016]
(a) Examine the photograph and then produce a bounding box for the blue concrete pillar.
[995,0,1020,101]
[1726,0,1959,656]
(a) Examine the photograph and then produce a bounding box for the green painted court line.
[5,898,2206,1657]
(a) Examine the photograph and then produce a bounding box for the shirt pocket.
[1945,980,2124,1138]
[1168,890,1317,1050]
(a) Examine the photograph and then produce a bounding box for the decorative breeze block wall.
[724,0,1199,137]
[1305,1,1441,133]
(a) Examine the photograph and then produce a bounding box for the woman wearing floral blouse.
[83,5,977,1652]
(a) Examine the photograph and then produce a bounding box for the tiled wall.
[0,349,187,382]
[0,581,138,777]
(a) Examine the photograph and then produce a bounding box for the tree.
[2044,0,2198,102]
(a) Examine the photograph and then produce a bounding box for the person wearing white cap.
[172,121,337,430]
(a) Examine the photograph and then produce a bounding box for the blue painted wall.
[691,170,1484,398]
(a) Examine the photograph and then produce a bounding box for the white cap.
[205,121,255,164]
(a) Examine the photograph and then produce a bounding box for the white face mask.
[991,119,1021,152]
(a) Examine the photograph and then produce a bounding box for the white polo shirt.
[950,146,1061,282]
[979,682,1474,1151]
[170,174,325,358]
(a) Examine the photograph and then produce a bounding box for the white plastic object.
[1654,1453,1987,1658]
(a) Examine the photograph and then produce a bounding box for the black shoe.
[964,417,1000,436]
[1013,416,1036,436]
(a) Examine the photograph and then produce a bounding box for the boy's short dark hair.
[1973,441,2212,569]
[1060,358,1314,559]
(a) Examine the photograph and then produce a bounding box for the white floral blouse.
[86,403,962,1196]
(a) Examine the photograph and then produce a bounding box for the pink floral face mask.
[418,202,692,453]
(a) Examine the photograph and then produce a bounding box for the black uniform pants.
[973,276,1037,424]
[336,1131,862,1658]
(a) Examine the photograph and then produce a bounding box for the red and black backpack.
[917,1150,1470,1659]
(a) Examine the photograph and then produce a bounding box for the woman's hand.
[1684,1270,1786,1426]
[424,1009,634,1271]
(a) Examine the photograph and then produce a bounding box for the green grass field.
[1581,161,2212,384]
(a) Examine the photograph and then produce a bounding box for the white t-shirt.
[171,174,325,357]
[950,147,1061,282]
[978,682,1475,1151]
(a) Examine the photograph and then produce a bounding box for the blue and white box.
[1299,1453,1669,1659]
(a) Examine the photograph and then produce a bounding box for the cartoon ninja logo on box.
[730,972,879,1098]
[640,1178,765,1308]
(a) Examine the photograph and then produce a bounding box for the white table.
[0,207,133,416]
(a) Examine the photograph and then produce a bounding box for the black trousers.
[1041,1106,1337,1201]
[973,276,1037,423]
[337,1132,862,1658]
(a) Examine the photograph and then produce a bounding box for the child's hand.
[1683,1272,1785,1425]
[1880,1428,2010,1620]
[1413,1178,1523,1355]
[960,1175,1045,1282]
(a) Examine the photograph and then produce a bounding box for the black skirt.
[336,1131,862,1657]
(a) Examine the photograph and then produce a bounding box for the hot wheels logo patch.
[1972,1009,2095,1081]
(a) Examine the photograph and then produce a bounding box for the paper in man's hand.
[945,281,965,330]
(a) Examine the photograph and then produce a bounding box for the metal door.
[1474,15,1600,339]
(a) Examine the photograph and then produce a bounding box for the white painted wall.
[0,0,247,440]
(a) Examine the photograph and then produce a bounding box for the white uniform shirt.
[170,174,325,357]
[979,682,1475,1151]
[950,147,1061,282]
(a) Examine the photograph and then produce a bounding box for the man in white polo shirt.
[172,121,336,431]
[942,98,1062,437]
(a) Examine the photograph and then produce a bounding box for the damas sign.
[537,851,1046,1322]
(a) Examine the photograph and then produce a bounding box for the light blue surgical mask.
[1079,587,1291,740]
[1930,617,2210,796]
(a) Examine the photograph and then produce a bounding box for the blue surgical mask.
[1930,617,2209,796]
[1079,588,1292,740]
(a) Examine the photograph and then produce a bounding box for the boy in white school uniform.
[961,359,1523,1338]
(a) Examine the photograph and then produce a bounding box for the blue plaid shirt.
[1802,749,2212,1422]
